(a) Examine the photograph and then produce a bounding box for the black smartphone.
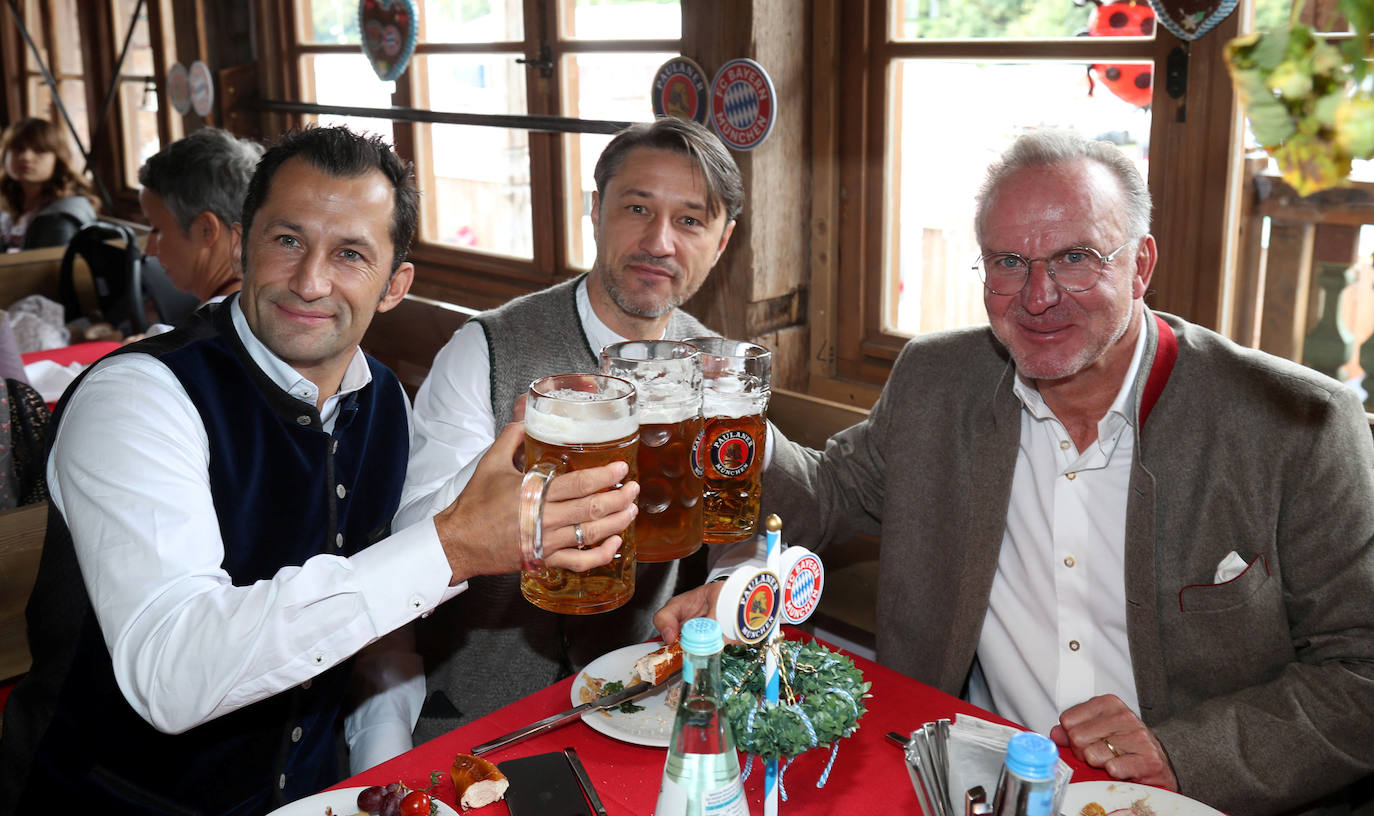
[498,752,594,816]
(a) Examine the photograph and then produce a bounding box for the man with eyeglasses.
[657,128,1374,815]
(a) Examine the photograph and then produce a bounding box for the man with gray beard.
[396,117,742,742]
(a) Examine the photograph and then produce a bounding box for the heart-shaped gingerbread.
[1148,0,1239,42]
[359,0,418,82]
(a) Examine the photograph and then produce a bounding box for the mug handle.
[519,460,562,571]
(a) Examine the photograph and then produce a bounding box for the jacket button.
[296,415,311,426]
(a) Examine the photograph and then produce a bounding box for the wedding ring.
[1102,737,1122,758]
[574,522,585,547]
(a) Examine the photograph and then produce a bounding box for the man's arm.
[1149,386,1374,815]
[395,322,496,529]
[54,354,632,735]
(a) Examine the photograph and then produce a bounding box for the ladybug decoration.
[1081,0,1155,109]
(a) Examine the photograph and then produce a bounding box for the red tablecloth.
[334,631,1109,814]
[20,340,120,368]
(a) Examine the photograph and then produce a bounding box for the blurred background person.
[0,117,98,252]
[131,128,264,338]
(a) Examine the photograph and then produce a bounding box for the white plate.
[1060,781,1225,816]
[266,786,461,816]
[572,641,677,748]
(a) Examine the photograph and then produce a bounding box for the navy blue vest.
[0,299,409,816]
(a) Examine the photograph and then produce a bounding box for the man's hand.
[1050,694,1178,790]
[653,581,725,646]
[434,422,639,585]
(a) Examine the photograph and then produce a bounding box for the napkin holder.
[904,715,1072,816]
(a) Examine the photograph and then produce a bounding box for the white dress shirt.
[48,298,464,773]
[396,278,630,529]
[968,324,1147,734]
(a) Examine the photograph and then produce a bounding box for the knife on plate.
[471,670,681,756]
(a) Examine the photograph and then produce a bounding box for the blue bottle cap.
[1004,732,1058,781]
[681,617,724,656]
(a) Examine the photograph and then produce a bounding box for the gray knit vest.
[413,274,715,741]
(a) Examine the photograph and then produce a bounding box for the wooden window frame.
[808,0,1245,405]
[257,1,683,312]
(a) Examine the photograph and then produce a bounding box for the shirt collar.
[229,296,373,412]
[1012,312,1149,440]
[575,276,671,353]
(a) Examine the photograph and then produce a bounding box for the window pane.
[300,0,361,44]
[422,0,524,42]
[113,0,156,77]
[563,0,681,41]
[560,51,672,268]
[423,124,532,258]
[300,54,396,140]
[22,2,43,72]
[50,0,84,74]
[887,60,1151,337]
[416,54,527,115]
[894,0,1155,40]
[120,81,161,188]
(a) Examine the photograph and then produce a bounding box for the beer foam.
[703,389,767,420]
[638,400,700,425]
[526,407,638,445]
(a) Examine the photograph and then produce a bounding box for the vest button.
[301,679,312,690]
[336,533,344,549]
[296,415,311,426]
[336,484,347,499]
[278,774,287,789]
[291,726,303,743]
[332,439,339,454]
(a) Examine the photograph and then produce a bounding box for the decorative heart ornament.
[359,0,418,82]
[1147,0,1239,42]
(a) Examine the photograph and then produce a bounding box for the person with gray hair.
[138,127,263,305]
[657,127,1374,815]
[397,116,743,742]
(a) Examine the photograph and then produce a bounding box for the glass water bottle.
[653,617,750,816]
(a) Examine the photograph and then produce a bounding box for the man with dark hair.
[656,128,1374,816]
[0,126,636,815]
[136,128,263,333]
[398,116,743,741]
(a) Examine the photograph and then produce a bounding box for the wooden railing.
[1232,167,1374,405]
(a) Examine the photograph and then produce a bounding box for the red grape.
[357,786,385,814]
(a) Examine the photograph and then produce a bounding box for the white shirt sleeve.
[394,321,498,529]
[343,627,426,774]
[49,354,463,735]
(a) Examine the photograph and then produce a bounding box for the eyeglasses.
[972,241,1134,296]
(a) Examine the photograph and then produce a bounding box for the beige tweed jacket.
[764,310,1374,815]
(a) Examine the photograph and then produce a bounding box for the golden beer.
[635,409,706,560]
[696,411,767,544]
[600,341,705,563]
[520,375,639,615]
[685,337,771,545]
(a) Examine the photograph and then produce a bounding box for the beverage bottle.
[991,731,1060,816]
[653,617,750,816]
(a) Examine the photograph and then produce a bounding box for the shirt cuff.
[351,518,466,636]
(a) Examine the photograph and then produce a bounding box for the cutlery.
[471,670,681,756]
[563,747,607,816]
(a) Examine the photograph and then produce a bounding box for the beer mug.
[600,340,704,563]
[684,338,771,544]
[520,374,639,614]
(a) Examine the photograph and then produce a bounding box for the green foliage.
[1225,0,1374,195]
[900,0,1086,39]
[721,640,870,762]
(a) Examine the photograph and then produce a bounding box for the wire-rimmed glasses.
[973,240,1134,295]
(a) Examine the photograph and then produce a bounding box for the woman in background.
[0,117,98,251]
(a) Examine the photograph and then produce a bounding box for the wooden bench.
[0,502,50,685]
[362,293,476,400]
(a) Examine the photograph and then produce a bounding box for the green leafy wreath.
[721,639,870,762]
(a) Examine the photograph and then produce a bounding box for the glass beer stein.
[600,340,705,562]
[519,374,639,614]
[683,338,771,544]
